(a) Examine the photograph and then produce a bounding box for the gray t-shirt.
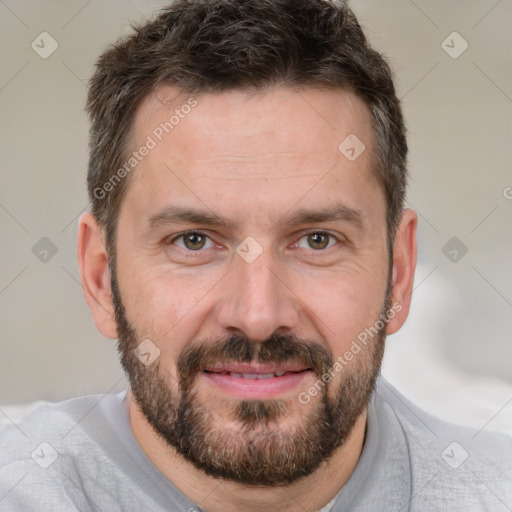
[1,377,511,511]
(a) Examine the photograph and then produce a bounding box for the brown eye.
[185,232,206,250]
[174,231,213,251]
[296,232,337,251]
[307,233,330,250]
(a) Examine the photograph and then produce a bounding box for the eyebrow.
[148,206,230,230]
[274,204,365,230]
[147,203,365,231]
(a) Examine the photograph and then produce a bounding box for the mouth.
[204,369,309,379]
[201,364,313,399]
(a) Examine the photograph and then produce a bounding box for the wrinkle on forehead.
[196,173,321,181]
[194,152,313,163]
[123,86,382,225]
[190,150,337,180]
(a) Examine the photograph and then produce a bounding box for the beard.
[111,268,390,487]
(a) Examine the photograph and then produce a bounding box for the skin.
[77,86,417,511]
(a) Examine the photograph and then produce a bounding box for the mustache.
[177,333,333,382]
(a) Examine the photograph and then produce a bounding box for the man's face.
[111,86,390,485]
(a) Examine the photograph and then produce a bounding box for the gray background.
[0,0,511,433]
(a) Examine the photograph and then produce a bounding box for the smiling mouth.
[203,369,312,379]
[201,365,313,399]
[201,363,314,400]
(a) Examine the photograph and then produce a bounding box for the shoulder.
[374,378,512,510]
[0,393,126,512]
[0,392,125,461]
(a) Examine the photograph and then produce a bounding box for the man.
[1,0,511,510]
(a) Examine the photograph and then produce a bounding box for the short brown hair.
[86,0,407,258]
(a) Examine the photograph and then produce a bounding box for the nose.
[215,248,300,342]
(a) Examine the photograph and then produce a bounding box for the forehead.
[132,85,373,164]
[120,85,383,231]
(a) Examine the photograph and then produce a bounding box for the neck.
[128,391,367,512]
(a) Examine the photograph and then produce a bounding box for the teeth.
[242,373,275,379]
[208,370,299,378]
[224,372,289,379]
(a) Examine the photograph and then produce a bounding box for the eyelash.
[168,230,342,253]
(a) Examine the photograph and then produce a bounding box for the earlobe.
[77,212,118,339]
[386,208,418,335]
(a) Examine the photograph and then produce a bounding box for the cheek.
[296,269,386,354]
[116,262,224,345]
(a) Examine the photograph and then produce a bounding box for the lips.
[204,364,310,377]
[217,371,287,379]
[202,364,312,398]
[204,369,308,379]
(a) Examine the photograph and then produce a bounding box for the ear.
[386,208,418,335]
[77,212,117,339]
